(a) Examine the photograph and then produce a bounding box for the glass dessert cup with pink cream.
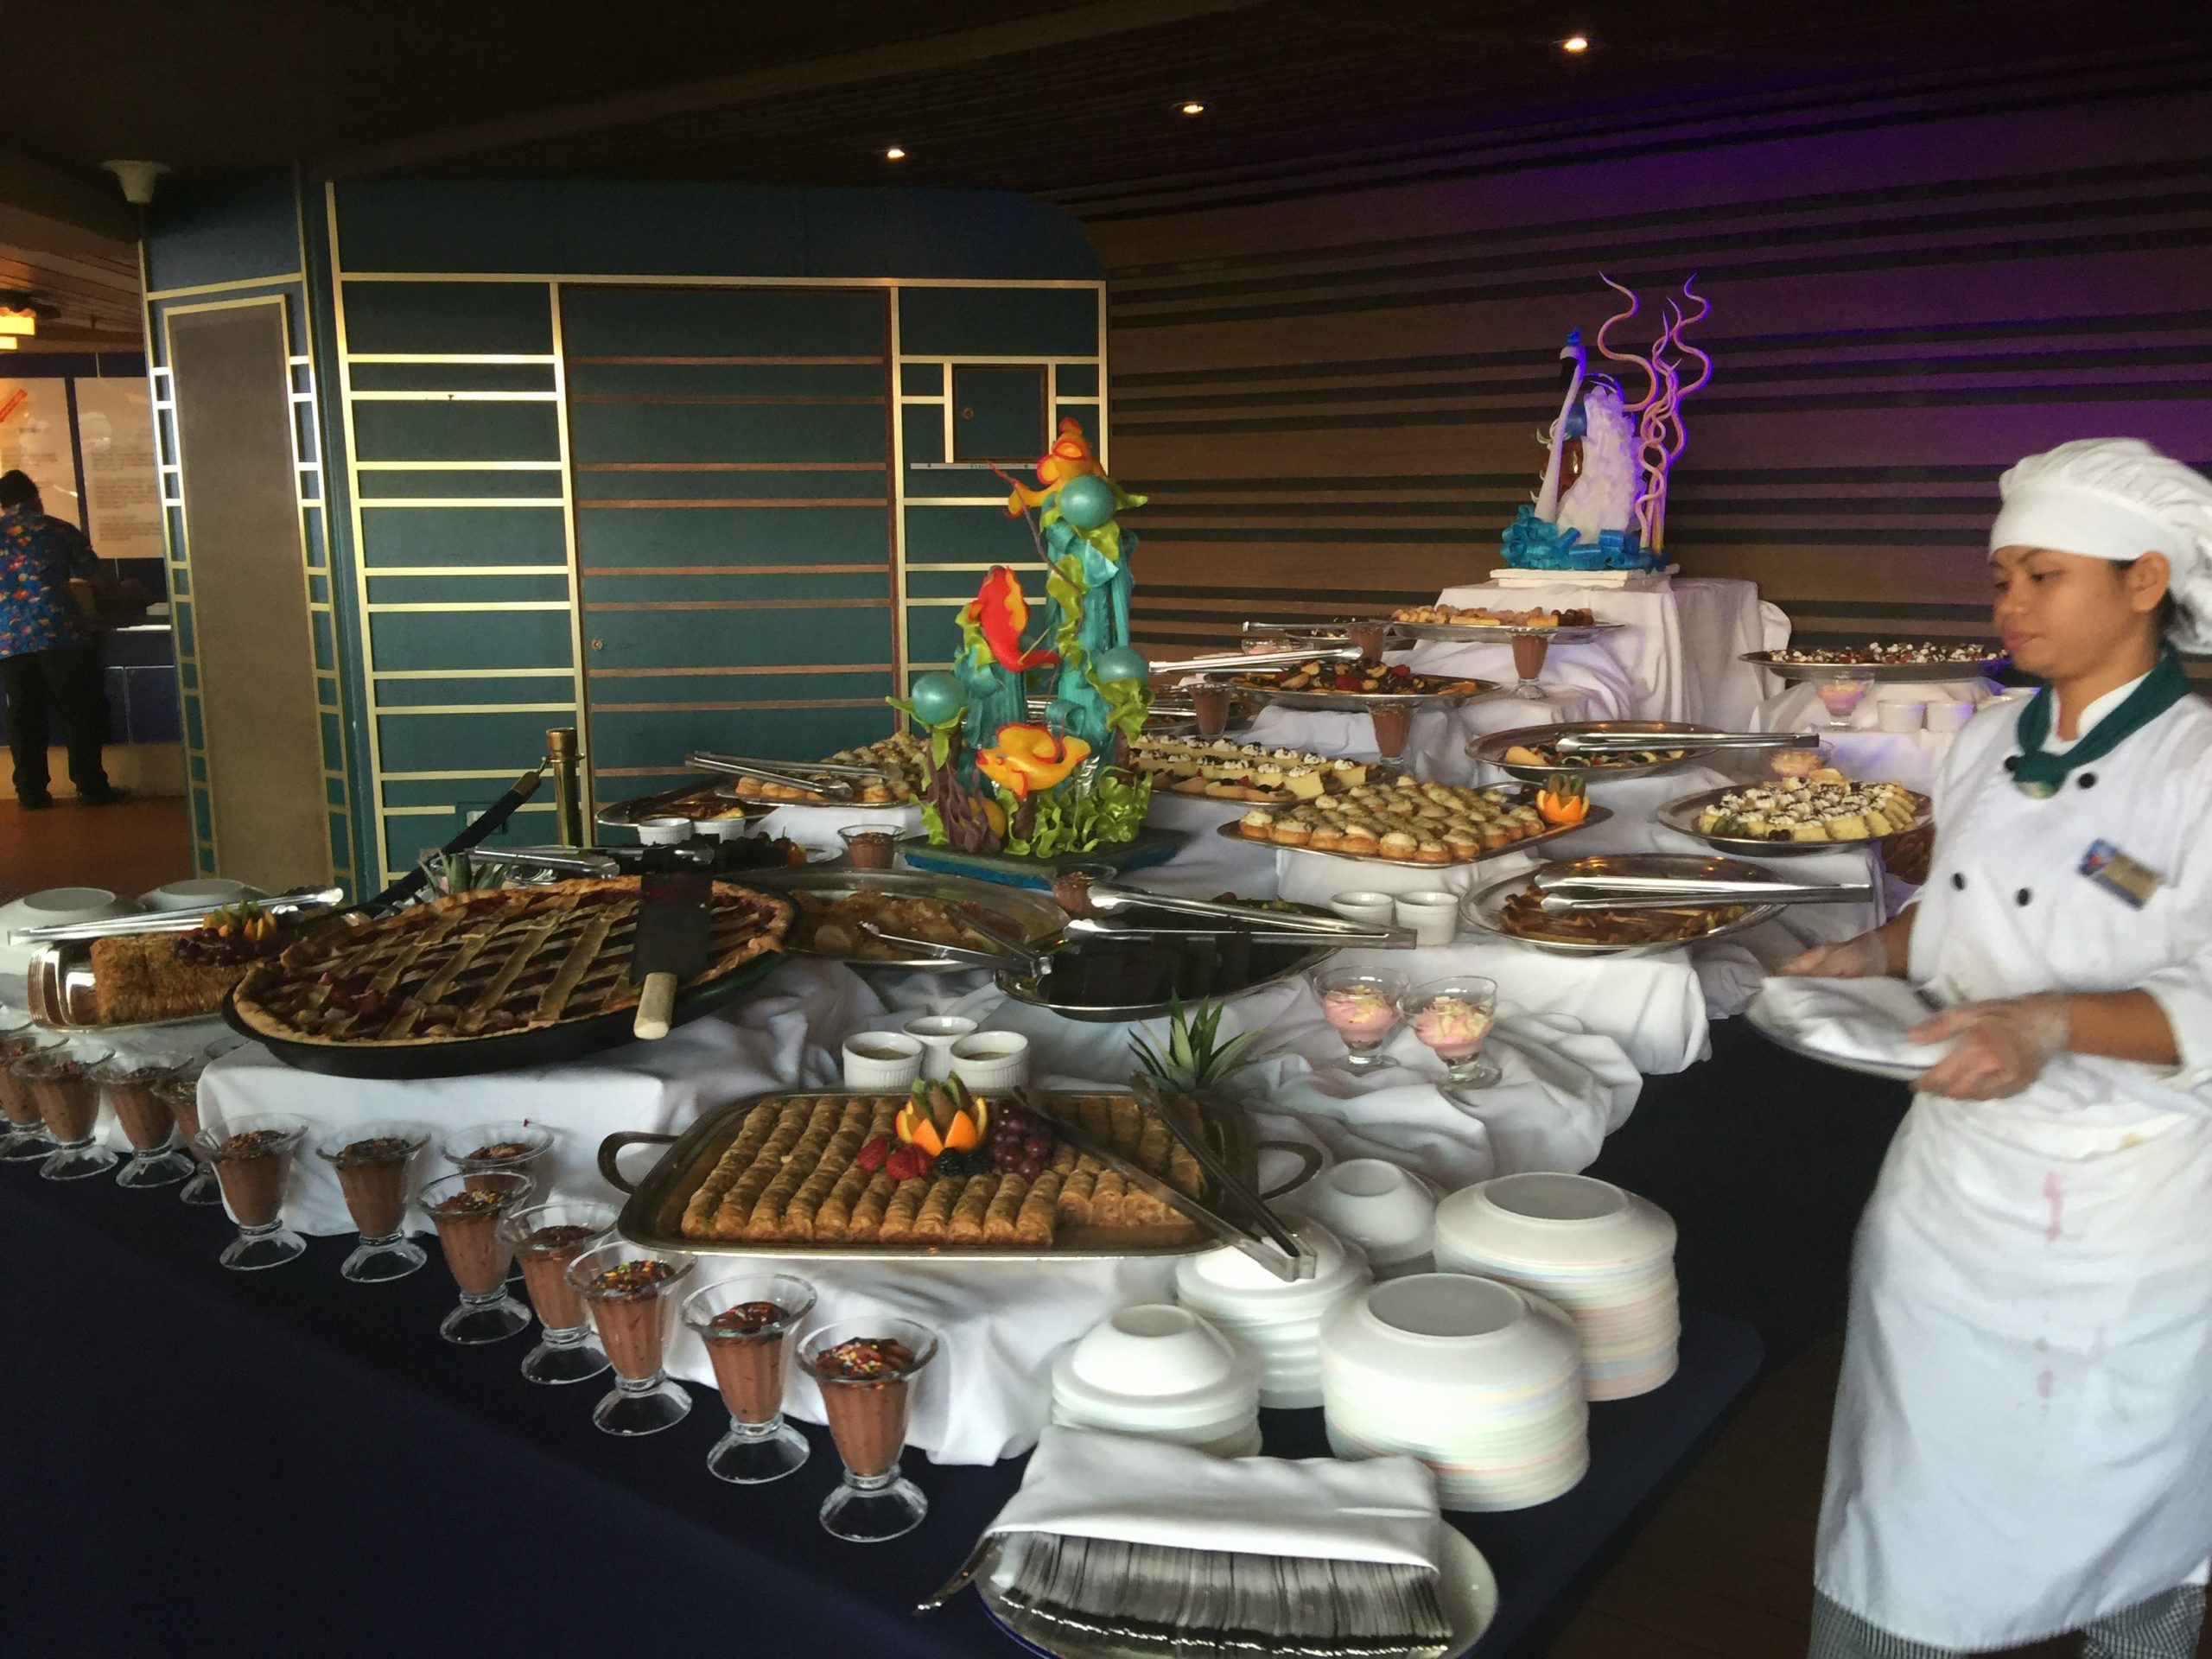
[682,1274,817,1484]
[1313,965,1408,1074]
[1402,976,1502,1089]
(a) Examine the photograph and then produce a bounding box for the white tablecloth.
[1437,576,1784,728]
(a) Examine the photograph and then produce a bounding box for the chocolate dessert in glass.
[567,1241,696,1436]
[419,1170,536,1344]
[22,1040,116,1181]
[497,1198,617,1386]
[315,1122,430,1282]
[798,1316,940,1543]
[194,1114,310,1269]
[441,1120,554,1192]
[97,1055,194,1189]
[681,1274,817,1484]
[0,1026,62,1162]
[156,1059,224,1205]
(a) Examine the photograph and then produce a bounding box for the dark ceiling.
[47,0,2212,200]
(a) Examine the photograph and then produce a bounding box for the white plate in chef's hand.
[1747,976,1958,1083]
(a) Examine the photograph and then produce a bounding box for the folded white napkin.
[988,1426,1442,1569]
[1752,976,1957,1069]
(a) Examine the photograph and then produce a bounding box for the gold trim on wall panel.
[576,461,888,473]
[347,353,558,365]
[144,272,306,302]
[378,703,579,715]
[588,663,893,677]
[593,698,887,712]
[888,288,912,698]
[364,601,574,613]
[581,499,885,510]
[578,563,884,576]
[355,460,565,470]
[546,280,594,830]
[358,499,567,509]
[338,274,1104,290]
[375,667,582,679]
[585,598,885,612]
[570,355,885,366]
[366,565,575,577]
[1095,283,1109,474]
[326,181,389,882]
[347,391,562,402]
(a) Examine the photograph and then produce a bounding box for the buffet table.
[0,1160,1761,1659]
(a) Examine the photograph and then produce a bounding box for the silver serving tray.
[743,868,1065,970]
[1386,620,1623,644]
[1740,650,2008,683]
[600,1086,1310,1262]
[995,941,1334,1023]
[27,940,233,1034]
[1460,854,1784,958]
[1655,783,1931,858]
[1212,802,1611,868]
[1468,721,1721,784]
[594,782,766,830]
[709,782,916,811]
[1227,680,1500,711]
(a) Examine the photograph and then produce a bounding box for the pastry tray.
[1468,721,1723,784]
[743,868,1066,971]
[1655,784,1932,859]
[1740,650,2008,683]
[594,782,767,830]
[24,939,231,1035]
[600,1087,1308,1261]
[1383,620,1623,644]
[1460,854,1786,958]
[1225,680,1500,711]
[1214,802,1611,868]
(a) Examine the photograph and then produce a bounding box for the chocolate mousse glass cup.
[442,1121,555,1192]
[681,1274,817,1484]
[1190,678,1233,739]
[157,1059,225,1205]
[22,1040,117,1181]
[97,1056,194,1189]
[800,1316,941,1544]
[315,1122,430,1283]
[0,1027,62,1162]
[420,1170,536,1344]
[497,1199,617,1386]
[838,826,898,871]
[1368,699,1415,761]
[194,1114,310,1269]
[568,1241,697,1436]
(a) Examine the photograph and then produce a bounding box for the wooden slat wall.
[1075,60,2212,672]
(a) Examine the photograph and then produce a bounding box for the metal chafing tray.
[599,1086,1319,1262]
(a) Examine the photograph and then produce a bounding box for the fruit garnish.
[884,1143,931,1184]
[854,1135,892,1173]
[893,1076,988,1157]
[1535,771,1590,826]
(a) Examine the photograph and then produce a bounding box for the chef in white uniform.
[1781,438,2212,1659]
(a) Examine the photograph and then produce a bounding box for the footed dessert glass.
[442,1120,554,1186]
[194,1114,310,1269]
[23,1041,117,1181]
[499,1199,617,1385]
[316,1122,430,1283]
[800,1316,940,1544]
[0,1027,62,1162]
[1313,965,1408,1074]
[156,1059,222,1205]
[97,1054,194,1189]
[568,1241,696,1436]
[420,1170,536,1344]
[1403,976,1502,1090]
[682,1274,817,1484]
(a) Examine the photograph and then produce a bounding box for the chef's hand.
[1779,931,1891,979]
[1909,993,2071,1100]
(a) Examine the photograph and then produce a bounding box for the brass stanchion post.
[545,727,586,848]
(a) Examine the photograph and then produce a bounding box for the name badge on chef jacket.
[2081,839,2163,909]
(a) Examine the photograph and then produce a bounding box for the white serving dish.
[1050,1305,1262,1452]
[1429,1172,1675,1273]
[1173,1222,1371,1324]
[946,1030,1030,1091]
[633,816,695,845]
[140,878,259,912]
[0,887,142,988]
[1294,1159,1438,1270]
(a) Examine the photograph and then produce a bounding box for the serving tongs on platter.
[14,885,348,943]
[1081,883,1412,946]
[1164,645,1363,677]
[1019,1079,1316,1283]
[858,918,1058,976]
[684,749,891,804]
[1535,873,1875,912]
[1552,729,1823,754]
[461,845,628,878]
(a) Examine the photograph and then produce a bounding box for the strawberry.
[855,1135,892,1173]
[886,1144,931,1183]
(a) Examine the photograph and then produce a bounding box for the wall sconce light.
[884,145,908,161]
[1179,100,1207,116]
[0,337,18,351]
[0,307,35,337]
[1560,33,1591,53]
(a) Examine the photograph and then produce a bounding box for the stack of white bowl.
[1290,1158,1437,1280]
[1173,1223,1371,1408]
[1319,1273,1588,1511]
[1050,1304,1262,1457]
[1430,1172,1679,1401]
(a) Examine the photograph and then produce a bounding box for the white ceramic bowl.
[1051,1305,1262,1451]
[1173,1222,1371,1324]
[947,1030,1030,1091]
[633,816,695,845]
[1394,890,1459,948]
[1321,1274,1583,1404]
[1876,701,1926,734]
[1329,891,1397,926]
[903,1014,978,1080]
[1925,699,1975,734]
[1295,1159,1436,1268]
[690,816,758,842]
[1430,1173,1675,1273]
[842,1032,924,1090]
[141,878,253,912]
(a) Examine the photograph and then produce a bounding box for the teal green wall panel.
[902,406,946,465]
[560,287,886,355]
[572,468,886,505]
[353,400,561,461]
[587,669,887,704]
[903,504,1039,565]
[906,607,979,667]
[367,610,573,671]
[900,364,944,396]
[904,466,1009,500]
[1057,364,1100,397]
[378,710,571,772]
[568,403,885,465]
[383,799,561,880]
[567,362,886,398]
[593,706,892,766]
[580,570,888,605]
[365,574,570,606]
[358,470,565,500]
[359,506,568,567]
[905,566,1043,602]
[897,286,1098,358]
[348,362,556,393]
[341,282,553,354]
[574,505,889,565]
[372,674,575,709]
[587,607,891,670]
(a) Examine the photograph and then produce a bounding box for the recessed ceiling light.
[1179,100,1207,116]
[884,145,907,161]
[1561,33,1590,53]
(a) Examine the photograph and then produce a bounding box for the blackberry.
[933,1149,990,1179]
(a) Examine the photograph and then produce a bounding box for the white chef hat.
[1989,438,2212,652]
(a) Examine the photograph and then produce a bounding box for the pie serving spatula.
[631,867,714,1039]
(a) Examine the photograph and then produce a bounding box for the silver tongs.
[858,919,1057,977]
[685,749,888,803]
[1083,883,1408,944]
[1166,645,1363,677]
[1019,1082,1314,1282]
[1536,874,1875,912]
[15,885,348,943]
[464,846,626,878]
[1554,729,1823,753]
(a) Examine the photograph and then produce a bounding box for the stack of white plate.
[1289,1157,1438,1279]
[1049,1304,1263,1458]
[1320,1273,1588,1511]
[1430,1172,1680,1401]
[1173,1223,1371,1408]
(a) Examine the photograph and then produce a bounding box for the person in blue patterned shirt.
[0,469,117,806]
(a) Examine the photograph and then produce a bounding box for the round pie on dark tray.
[229,879,792,1047]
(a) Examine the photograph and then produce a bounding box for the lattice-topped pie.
[229,879,791,1047]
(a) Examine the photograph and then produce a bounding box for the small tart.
[1378,830,1421,861]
